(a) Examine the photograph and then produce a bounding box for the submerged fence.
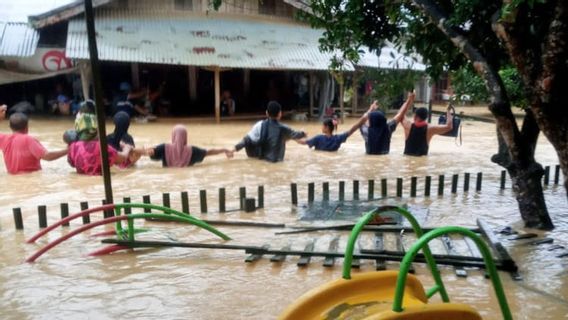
[7,164,563,231]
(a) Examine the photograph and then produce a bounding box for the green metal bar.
[425,285,440,298]
[342,208,378,279]
[114,203,230,240]
[342,206,449,302]
[391,227,512,320]
[127,218,135,242]
[114,207,123,236]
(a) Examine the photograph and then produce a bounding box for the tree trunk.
[536,113,568,198]
[509,160,553,229]
[409,0,555,230]
[491,109,555,230]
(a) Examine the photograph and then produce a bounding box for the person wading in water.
[401,105,453,156]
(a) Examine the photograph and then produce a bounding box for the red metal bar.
[88,244,130,256]
[26,215,127,263]
[26,204,116,243]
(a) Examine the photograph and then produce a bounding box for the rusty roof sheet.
[0,22,39,57]
[66,11,424,71]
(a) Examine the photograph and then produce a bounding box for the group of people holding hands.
[0,91,453,176]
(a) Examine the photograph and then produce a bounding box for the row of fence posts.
[11,186,265,230]
[9,165,563,230]
[499,165,562,189]
[290,172,483,205]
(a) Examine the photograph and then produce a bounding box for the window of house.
[175,0,193,10]
[117,0,128,8]
[259,0,276,15]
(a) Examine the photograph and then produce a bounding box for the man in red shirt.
[0,111,68,174]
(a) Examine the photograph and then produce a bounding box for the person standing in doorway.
[220,90,235,117]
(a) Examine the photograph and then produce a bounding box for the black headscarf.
[107,111,134,150]
[366,111,392,155]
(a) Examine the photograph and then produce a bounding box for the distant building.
[0,0,427,120]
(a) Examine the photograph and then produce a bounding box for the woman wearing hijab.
[360,92,415,154]
[137,124,233,167]
[107,111,139,167]
[66,100,132,175]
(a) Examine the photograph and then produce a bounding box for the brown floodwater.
[0,116,566,319]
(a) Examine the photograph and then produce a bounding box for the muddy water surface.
[0,117,566,319]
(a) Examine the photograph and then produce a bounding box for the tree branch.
[410,0,523,159]
[520,109,540,163]
[411,0,507,104]
[538,0,567,102]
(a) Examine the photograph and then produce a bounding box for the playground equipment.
[26,203,230,263]
[278,207,512,320]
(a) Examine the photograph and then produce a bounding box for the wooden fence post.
[181,191,190,214]
[38,205,47,228]
[396,178,403,198]
[218,188,226,213]
[80,202,90,224]
[438,175,445,196]
[291,183,298,205]
[60,203,70,226]
[200,190,208,213]
[322,182,329,201]
[13,208,23,230]
[258,185,264,208]
[143,195,151,213]
[424,176,431,197]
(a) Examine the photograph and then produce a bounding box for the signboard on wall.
[0,47,76,85]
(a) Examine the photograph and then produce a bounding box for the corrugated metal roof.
[359,47,425,71]
[66,10,425,71]
[66,11,342,70]
[0,22,39,57]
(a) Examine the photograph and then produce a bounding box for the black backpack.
[438,105,461,137]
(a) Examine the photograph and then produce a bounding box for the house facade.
[0,0,428,120]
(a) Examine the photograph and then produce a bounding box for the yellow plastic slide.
[279,271,482,320]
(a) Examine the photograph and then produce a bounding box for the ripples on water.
[0,118,566,319]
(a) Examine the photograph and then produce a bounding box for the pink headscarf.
[165,125,193,167]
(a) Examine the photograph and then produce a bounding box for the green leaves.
[450,64,528,108]
[364,68,421,110]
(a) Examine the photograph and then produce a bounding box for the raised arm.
[393,91,416,124]
[427,105,454,137]
[347,100,379,137]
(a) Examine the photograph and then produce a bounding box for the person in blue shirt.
[297,101,379,152]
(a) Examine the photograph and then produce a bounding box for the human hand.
[225,149,234,159]
[369,100,379,111]
[0,104,7,120]
[146,147,155,157]
[408,91,416,101]
[122,144,134,153]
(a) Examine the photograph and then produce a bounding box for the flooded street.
[0,116,567,319]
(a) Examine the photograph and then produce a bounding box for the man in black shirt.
[402,105,453,156]
[234,101,306,162]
